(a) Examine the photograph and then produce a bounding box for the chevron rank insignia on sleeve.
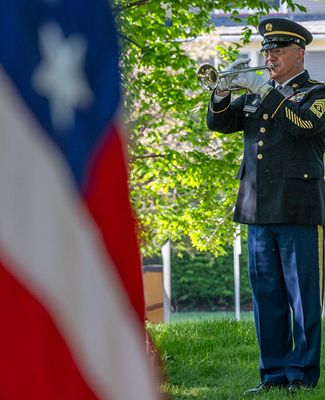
[309,99,325,118]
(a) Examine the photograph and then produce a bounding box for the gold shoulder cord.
[271,98,286,119]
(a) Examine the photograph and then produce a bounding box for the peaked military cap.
[259,18,313,51]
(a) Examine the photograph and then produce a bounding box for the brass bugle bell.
[197,63,274,91]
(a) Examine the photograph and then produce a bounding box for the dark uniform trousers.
[248,224,324,386]
[207,70,325,386]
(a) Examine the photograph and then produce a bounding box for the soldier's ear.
[295,47,305,62]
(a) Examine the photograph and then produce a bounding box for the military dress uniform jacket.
[207,70,325,225]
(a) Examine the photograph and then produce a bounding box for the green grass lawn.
[148,317,325,400]
[171,311,254,322]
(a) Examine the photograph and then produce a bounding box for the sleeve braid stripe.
[285,107,313,129]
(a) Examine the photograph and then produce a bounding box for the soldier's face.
[264,45,305,84]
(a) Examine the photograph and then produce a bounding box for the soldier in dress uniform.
[206,18,325,394]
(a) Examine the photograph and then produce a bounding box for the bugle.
[197,63,274,91]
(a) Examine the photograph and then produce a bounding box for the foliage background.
[113,0,306,257]
[112,1,307,313]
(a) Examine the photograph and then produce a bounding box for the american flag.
[0,0,160,398]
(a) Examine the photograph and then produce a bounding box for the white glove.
[228,57,251,71]
[232,70,272,97]
[216,57,251,92]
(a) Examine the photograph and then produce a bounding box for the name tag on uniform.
[243,105,257,113]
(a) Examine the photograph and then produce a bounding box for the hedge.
[144,242,253,312]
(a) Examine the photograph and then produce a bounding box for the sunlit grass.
[149,318,325,399]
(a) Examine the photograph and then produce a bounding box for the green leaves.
[114,0,302,256]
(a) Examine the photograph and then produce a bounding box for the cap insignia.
[265,23,273,32]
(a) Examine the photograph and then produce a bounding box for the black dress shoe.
[287,380,311,393]
[244,382,274,395]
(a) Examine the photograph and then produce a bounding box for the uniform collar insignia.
[287,70,310,90]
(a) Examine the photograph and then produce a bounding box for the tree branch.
[118,33,142,48]
[113,0,150,12]
[134,153,166,159]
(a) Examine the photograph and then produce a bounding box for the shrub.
[170,244,252,312]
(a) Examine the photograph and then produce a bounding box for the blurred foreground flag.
[0,0,161,399]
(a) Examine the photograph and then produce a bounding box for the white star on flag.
[32,22,94,131]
